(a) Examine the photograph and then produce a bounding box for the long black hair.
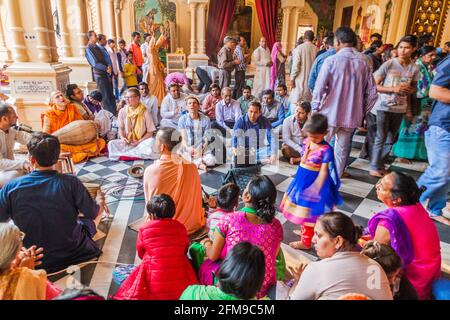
[217,242,265,299]
[246,175,276,223]
[318,212,363,249]
[390,172,425,206]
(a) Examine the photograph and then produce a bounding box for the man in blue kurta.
[232,101,278,166]
[0,133,106,272]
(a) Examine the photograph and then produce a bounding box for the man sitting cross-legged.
[178,96,217,170]
[143,127,206,236]
[0,132,109,273]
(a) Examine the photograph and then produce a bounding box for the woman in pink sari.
[270,42,287,90]
[198,175,283,299]
[367,172,441,300]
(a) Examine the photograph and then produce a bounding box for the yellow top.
[123,63,138,87]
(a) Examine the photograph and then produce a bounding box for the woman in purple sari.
[367,172,441,300]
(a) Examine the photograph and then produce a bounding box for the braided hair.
[246,175,277,223]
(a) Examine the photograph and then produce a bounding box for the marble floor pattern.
[45,132,450,298]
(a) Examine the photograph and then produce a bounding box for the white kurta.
[0,128,31,187]
[290,42,318,104]
[252,46,271,99]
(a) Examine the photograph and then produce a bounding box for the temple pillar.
[5,0,71,130]
[281,7,293,53]
[0,7,13,64]
[57,0,73,58]
[107,0,117,40]
[4,0,29,63]
[289,8,300,50]
[59,0,94,92]
[187,0,209,68]
[114,0,123,41]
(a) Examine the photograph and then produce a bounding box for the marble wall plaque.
[13,80,54,94]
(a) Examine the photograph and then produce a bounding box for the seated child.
[207,183,240,241]
[113,194,198,300]
[361,240,418,300]
[180,242,265,300]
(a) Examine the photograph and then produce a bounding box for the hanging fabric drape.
[205,0,237,59]
[255,0,279,50]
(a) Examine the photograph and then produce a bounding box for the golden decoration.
[427,25,433,33]
[430,13,436,20]
[432,1,439,8]
[423,0,430,7]
[418,25,424,33]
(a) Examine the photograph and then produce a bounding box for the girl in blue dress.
[280,113,342,250]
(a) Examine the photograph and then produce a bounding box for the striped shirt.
[234,45,247,72]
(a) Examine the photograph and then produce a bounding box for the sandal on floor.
[369,170,385,178]
[289,241,311,250]
[293,229,302,236]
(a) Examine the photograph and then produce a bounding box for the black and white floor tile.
[45,132,450,298]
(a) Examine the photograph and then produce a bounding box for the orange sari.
[147,34,167,104]
[41,103,106,163]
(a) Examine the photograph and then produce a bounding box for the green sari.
[179,285,240,300]
[392,58,433,161]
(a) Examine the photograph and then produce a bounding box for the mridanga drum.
[52,120,98,145]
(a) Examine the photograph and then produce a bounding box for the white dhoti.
[252,46,272,99]
[0,170,25,187]
[179,150,217,168]
[160,118,179,129]
[108,138,160,161]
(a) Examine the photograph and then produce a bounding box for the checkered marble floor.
[48,132,450,298]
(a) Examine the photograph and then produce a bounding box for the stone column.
[43,0,59,62]
[108,0,117,39]
[96,0,103,33]
[290,8,300,50]
[57,0,73,58]
[114,0,123,41]
[189,3,197,55]
[0,10,13,64]
[187,0,209,68]
[5,0,29,62]
[5,0,71,130]
[76,0,89,57]
[32,0,52,63]
[197,3,207,55]
[59,0,95,91]
[281,7,292,53]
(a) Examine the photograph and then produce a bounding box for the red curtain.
[206,0,237,59]
[255,0,279,50]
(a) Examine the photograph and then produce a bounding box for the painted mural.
[134,0,176,35]
[227,4,253,46]
[306,0,336,35]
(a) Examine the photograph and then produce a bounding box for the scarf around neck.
[126,104,147,142]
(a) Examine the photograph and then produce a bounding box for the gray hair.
[224,36,236,44]
[221,87,232,95]
[0,223,22,273]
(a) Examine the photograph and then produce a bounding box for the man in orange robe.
[143,127,206,235]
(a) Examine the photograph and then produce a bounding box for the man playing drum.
[41,91,106,163]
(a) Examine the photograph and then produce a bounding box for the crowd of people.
[0,24,449,300]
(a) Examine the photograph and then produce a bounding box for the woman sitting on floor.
[41,91,106,163]
[107,88,159,161]
[113,194,198,300]
[287,212,393,300]
[181,242,265,300]
[367,172,441,300]
[0,223,61,300]
[199,175,283,299]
